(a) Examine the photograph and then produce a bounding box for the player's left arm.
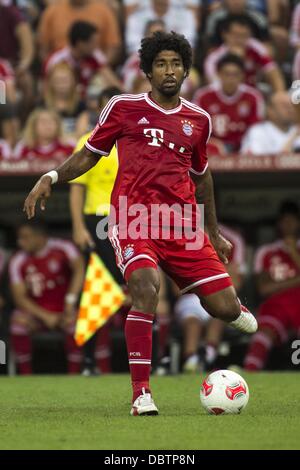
[191,168,232,264]
[63,253,85,323]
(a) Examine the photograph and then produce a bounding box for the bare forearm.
[70,184,86,229]
[288,251,300,271]
[258,276,300,297]
[193,169,219,236]
[67,258,85,296]
[266,67,285,92]
[16,23,34,67]
[55,148,100,183]
[15,296,54,319]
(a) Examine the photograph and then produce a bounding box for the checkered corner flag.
[75,252,125,346]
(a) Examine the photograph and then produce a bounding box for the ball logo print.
[201,378,213,397]
[225,382,247,400]
[200,370,249,415]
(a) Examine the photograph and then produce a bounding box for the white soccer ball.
[200,369,249,415]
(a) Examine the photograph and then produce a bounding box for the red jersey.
[0,58,14,82]
[86,92,211,231]
[254,239,300,302]
[15,140,74,162]
[9,238,79,313]
[204,39,276,88]
[44,46,107,96]
[193,83,264,151]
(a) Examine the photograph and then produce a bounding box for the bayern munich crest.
[123,244,134,261]
[181,120,194,136]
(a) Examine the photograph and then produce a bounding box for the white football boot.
[230,303,258,334]
[130,388,159,416]
[183,354,200,373]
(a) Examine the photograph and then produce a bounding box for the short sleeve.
[49,239,79,262]
[190,114,211,176]
[9,253,25,285]
[85,97,122,156]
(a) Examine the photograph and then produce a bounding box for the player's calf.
[201,287,257,334]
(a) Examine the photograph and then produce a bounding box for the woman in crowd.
[15,107,74,162]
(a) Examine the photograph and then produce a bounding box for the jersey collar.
[145,93,182,114]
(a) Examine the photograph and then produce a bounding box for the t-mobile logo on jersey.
[144,128,164,147]
[144,128,186,153]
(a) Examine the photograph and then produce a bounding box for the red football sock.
[125,311,154,402]
[95,323,112,373]
[244,331,273,371]
[11,334,32,375]
[157,315,170,359]
[65,334,82,374]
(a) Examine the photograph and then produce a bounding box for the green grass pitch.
[0,372,299,450]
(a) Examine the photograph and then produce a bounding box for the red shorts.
[109,225,232,296]
[258,288,300,344]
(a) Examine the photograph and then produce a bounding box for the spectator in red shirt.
[37,0,122,66]
[204,15,285,92]
[44,21,122,99]
[9,219,85,374]
[0,58,19,149]
[16,108,74,162]
[244,201,300,371]
[194,53,265,153]
[0,4,34,115]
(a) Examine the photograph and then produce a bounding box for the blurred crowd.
[1,0,300,159]
[0,0,300,375]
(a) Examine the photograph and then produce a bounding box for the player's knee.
[129,272,159,312]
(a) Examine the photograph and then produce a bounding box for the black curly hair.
[139,31,193,77]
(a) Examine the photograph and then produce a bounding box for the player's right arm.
[23,146,101,219]
[24,95,123,219]
[11,282,60,329]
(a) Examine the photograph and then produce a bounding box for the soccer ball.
[200,369,249,415]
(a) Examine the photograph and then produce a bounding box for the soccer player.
[23,32,257,415]
[9,219,85,374]
[244,201,300,371]
[193,54,264,153]
[176,223,247,373]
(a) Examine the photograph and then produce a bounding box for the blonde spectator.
[43,63,84,140]
[16,108,74,162]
